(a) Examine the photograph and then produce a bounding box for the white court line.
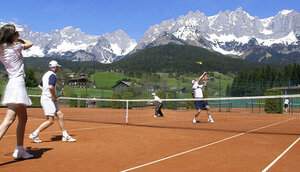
[262,136,300,172]
[3,116,175,138]
[3,125,121,138]
[120,118,296,172]
[3,118,172,138]
[247,118,295,133]
[120,133,245,172]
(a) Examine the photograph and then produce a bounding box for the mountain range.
[1,7,300,64]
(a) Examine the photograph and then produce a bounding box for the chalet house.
[112,81,142,93]
[69,77,89,88]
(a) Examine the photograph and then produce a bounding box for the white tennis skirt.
[1,76,32,106]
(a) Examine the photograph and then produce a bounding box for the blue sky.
[0,0,299,41]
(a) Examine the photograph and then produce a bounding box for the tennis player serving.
[192,72,214,123]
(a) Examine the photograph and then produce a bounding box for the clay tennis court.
[0,107,299,172]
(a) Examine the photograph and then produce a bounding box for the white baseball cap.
[152,93,156,96]
[49,60,61,67]
[191,80,195,84]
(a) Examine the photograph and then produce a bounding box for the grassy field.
[0,71,234,100]
[89,71,233,98]
[158,71,234,97]
[207,72,234,97]
[90,72,139,89]
[65,86,113,98]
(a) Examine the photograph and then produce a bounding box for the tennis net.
[28,94,300,135]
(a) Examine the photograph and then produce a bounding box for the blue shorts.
[195,101,208,110]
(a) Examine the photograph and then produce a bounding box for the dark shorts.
[284,104,288,108]
[195,100,208,110]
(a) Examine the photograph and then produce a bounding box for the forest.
[230,63,300,96]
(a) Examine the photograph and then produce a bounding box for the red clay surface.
[0,107,299,172]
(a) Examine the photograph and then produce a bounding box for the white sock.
[62,130,69,137]
[33,129,40,136]
[208,114,212,120]
[16,145,24,151]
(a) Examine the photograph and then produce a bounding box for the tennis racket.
[56,80,66,97]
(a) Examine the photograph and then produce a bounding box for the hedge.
[30,96,41,108]
[265,89,283,114]
[69,92,78,107]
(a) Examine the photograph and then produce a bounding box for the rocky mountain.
[135,8,300,64]
[2,8,300,64]
[0,22,136,63]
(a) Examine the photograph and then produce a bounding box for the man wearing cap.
[29,60,76,143]
[151,93,164,118]
[192,72,214,123]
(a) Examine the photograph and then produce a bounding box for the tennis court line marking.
[247,118,295,133]
[3,117,178,138]
[3,125,121,138]
[120,133,245,172]
[262,136,300,172]
[120,118,296,172]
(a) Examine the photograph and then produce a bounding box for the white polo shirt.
[284,99,289,105]
[193,82,204,98]
[153,96,162,104]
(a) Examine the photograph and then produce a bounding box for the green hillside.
[89,71,233,97]
[91,72,139,89]
[112,44,261,76]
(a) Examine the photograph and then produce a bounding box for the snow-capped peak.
[279,9,294,16]
[136,7,300,59]
[0,22,136,63]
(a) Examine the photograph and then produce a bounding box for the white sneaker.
[62,136,76,142]
[192,119,197,123]
[153,115,158,118]
[29,133,42,143]
[208,118,215,123]
[12,148,34,159]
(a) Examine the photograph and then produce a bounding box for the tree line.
[230,63,300,96]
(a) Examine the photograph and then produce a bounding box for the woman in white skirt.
[0,24,34,159]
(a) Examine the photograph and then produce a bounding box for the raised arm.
[203,73,208,87]
[18,39,33,50]
[196,72,207,83]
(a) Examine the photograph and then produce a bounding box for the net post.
[251,99,254,113]
[126,100,129,124]
[259,99,261,114]
[290,98,293,114]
